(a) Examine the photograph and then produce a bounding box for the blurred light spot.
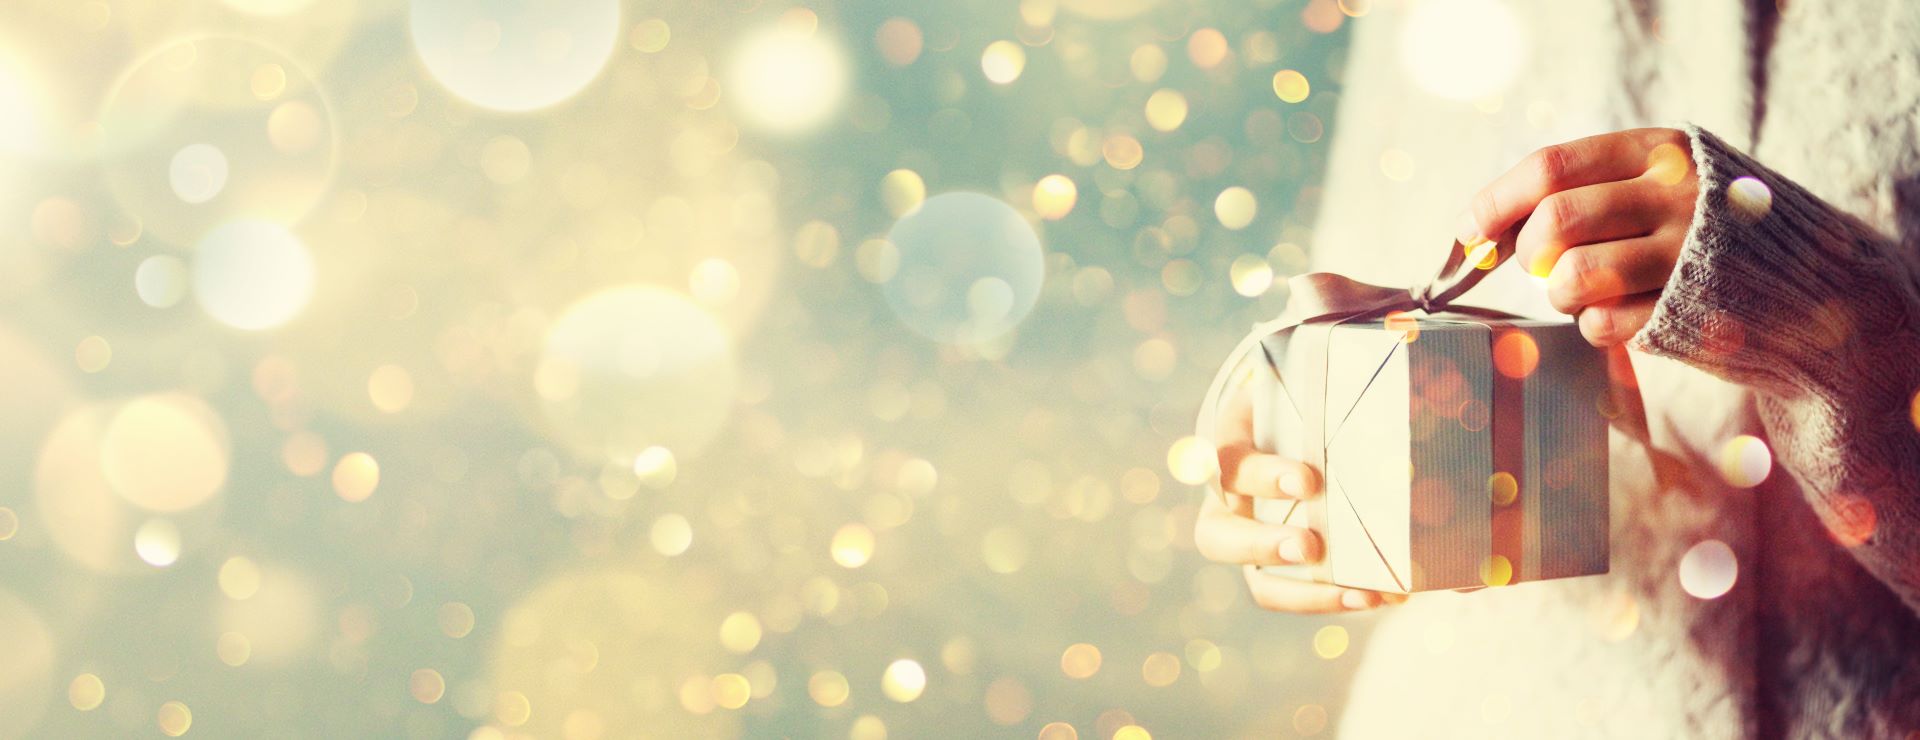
[281,432,327,477]
[133,519,181,567]
[942,637,977,675]
[75,336,111,374]
[69,673,105,711]
[1593,589,1639,642]
[846,717,886,740]
[1493,331,1540,379]
[537,286,737,460]
[651,513,692,556]
[1714,434,1771,488]
[809,670,849,707]
[411,668,447,704]
[158,701,192,736]
[1488,471,1518,506]
[1038,722,1078,740]
[876,18,923,66]
[250,63,287,100]
[1380,148,1415,181]
[629,18,671,52]
[631,445,677,488]
[1312,625,1347,659]
[1144,89,1187,132]
[1679,539,1737,599]
[496,690,532,726]
[1272,69,1310,103]
[689,258,742,307]
[332,452,380,502]
[217,632,251,667]
[169,144,230,204]
[1060,643,1101,679]
[1183,639,1221,671]
[1113,726,1151,740]
[727,25,851,135]
[1165,436,1217,486]
[1727,177,1772,223]
[480,135,532,184]
[981,526,1029,574]
[1646,142,1689,186]
[102,394,228,512]
[1230,255,1273,297]
[220,557,262,600]
[795,221,842,268]
[880,169,926,217]
[1302,0,1346,32]
[1339,0,1373,16]
[1480,554,1513,586]
[983,676,1031,725]
[410,0,621,112]
[981,40,1026,84]
[1141,651,1180,687]
[1399,0,1526,101]
[1187,28,1228,69]
[135,255,189,308]
[1827,493,1877,547]
[193,220,315,331]
[1293,703,1329,735]
[1032,174,1078,220]
[882,192,1044,345]
[711,673,751,709]
[1214,187,1256,230]
[881,659,926,702]
[367,365,415,414]
[1102,134,1144,170]
[1130,45,1168,83]
[720,611,762,653]
[0,508,15,541]
[831,523,875,568]
[438,602,476,639]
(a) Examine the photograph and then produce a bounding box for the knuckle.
[1530,145,1571,190]
[1549,249,1592,311]
[1539,192,1580,237]
[1582,308,1617,345]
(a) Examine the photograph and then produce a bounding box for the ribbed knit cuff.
[1629,125,1920,404]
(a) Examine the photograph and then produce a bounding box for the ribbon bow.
[1194,236,1516,503]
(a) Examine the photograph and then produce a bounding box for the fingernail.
[1340,590,1374,610]
[1277,469,1306,497]
[1383,593,1411,605]
[1278,536,1306,563]
[1455,212,1485,247]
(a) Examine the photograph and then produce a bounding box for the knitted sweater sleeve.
[1631,124,1920,615]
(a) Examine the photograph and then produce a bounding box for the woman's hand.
[1457,128,1700,346]
[1193,385,1408,613]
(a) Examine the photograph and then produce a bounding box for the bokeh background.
[0,0,1367,737]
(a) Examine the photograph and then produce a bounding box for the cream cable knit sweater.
[1283,1,1920,736]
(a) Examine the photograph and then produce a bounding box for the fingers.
[1195,494,1323,566]
[1458,128,1689,249]
[1514,178,1674,278]
[1576,293,1660,347]
[1545,236,1680,314]
[1219,445,1322,499]
[1242,566,1408,614]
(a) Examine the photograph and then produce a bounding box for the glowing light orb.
[881,659,927,702]
[1398,0,1527,101]
[1165,436,1218,485]
[100,393,229,512]
[726,25,850,135]
[537,286,737,462]
[1714,434,1772,488]
[1032,174,1078,220]
[409,0,621,112]
[981,40,1026,85]
[135,255,189,308]
[1312,625,1348,659]
[168,143,228,204]
[192,220,315,331]
[1728,177,1772,223]
[1144,89,1188,132]
[1214,186,1257,230]
[134,519,182,567]
[1060,643,1101,679]
[830,523,875,568]
[1679,539,1737,599]
[99,38,335,244]
[880,192,1045,344]
[0,589,55,739]
[1229,255,1273,297]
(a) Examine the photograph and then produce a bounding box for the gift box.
[1249,314,1610,592]
[1197,238,1619,594]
